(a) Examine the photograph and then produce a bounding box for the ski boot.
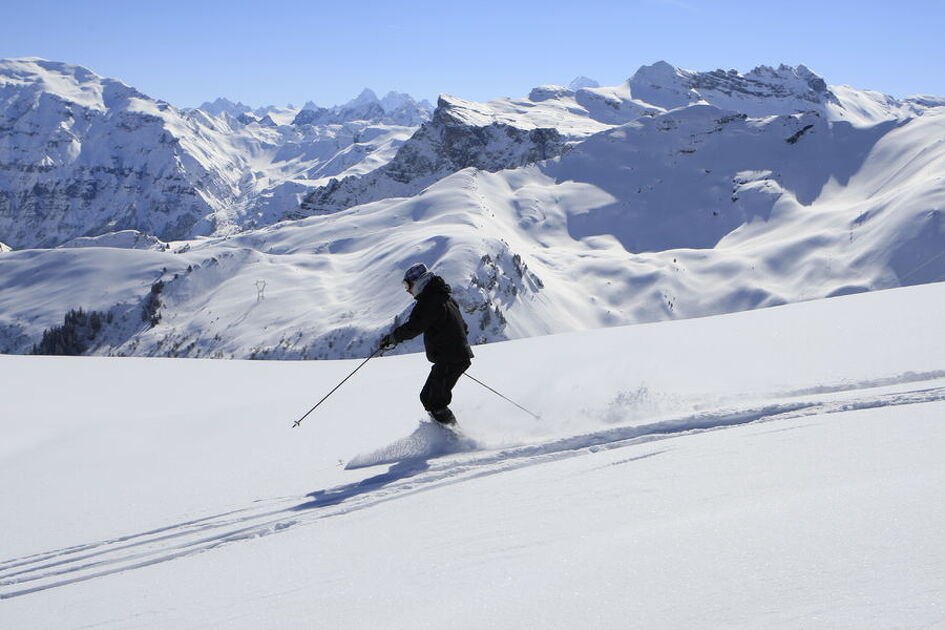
[428,407,457,427]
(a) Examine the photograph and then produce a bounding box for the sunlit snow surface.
[344,420,478,469]
[1,283,944,628]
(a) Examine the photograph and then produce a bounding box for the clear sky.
[2,0,943,108]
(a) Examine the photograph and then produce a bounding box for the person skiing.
[379,263,474,426]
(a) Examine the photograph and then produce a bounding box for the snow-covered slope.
[0,58,221,247]
[55,229,165,250]
[300,61,932,220]
[2,97,942,358]
[0,58,428,248]
[2,282,944,627]
[296,94,577,215]
[1,59,943,358]
[627,61,923,125]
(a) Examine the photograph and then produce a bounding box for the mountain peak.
[0,57,110,109]
[628,61,834,114]
[0,57,100,82]
[569,76,600,91]
[344,88,380,109]
[744,63,828,94]
[380,91,419,113]
[628,61,694,109]
[198,97,253,117]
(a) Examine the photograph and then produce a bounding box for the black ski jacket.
[393,275,474,364]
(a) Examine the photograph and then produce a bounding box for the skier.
[379,263,474,426]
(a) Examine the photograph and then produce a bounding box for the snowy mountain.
[0,58,428,248]
[196,93,435,126]
[627,61,832,114]
[2,282,944,627]
[194,99,309,122]
[296,93,576,216]
[290,88,432,128]
[296,62,930,217]
[568,75,600,91]
[0,59,943,359]
[196,97,254,117]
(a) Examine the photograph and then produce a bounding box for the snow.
[8,90,943,360]
[568,76,600,91]
[344,421,478,469]
[2,56,944,367]
[1,282,944,627]
[345,87,380,109]
[624,61,924,124]
[3,54,945,626]
[196,97,253,117]
[0,58,427,248]
[56,229,166,250]
[437,91,619,138]
[0,57,108,111]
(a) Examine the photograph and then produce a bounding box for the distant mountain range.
[1,57,943,359]
[0,58,438,249]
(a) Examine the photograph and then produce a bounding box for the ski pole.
[463,373,541,420]
[292,346,385,428]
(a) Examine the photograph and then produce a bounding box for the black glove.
[379,333,397,350]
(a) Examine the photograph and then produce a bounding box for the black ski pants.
[419,360,471,412]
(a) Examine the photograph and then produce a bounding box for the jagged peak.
[745,63,826,88]
[198,89,430,121]
[344,88,380,109]
[627,60,835,113]
[434,94,499,126]
[198,97,253,116]
[380,91,422,113]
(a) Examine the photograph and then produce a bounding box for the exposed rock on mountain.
[0,59,224,248]
[297,95,568,216]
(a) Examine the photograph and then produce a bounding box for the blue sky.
[2,0,943,108]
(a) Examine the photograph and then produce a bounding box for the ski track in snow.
[2,373,944,600]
